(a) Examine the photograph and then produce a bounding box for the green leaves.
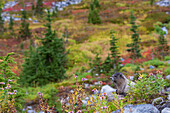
[126,73,167,103]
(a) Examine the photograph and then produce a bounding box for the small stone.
[27,106,32,110]
[84,83,89,88]
[82,100,88,105]
[152,97,164,106]
[27,110,36,113]
[166,87,170,92]
[70,90,74,93]
[161,107,170,113]
[129,76,134,81]
[166,75,170,80]
[85,97,90,101]
[149,65,155,69]
[168,94,170,100]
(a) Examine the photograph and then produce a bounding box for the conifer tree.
[102,54,112,74]
[9,16,14,34]
[20,10,67,86]
[32,2,35,16]
[150,0,155,6]
[0,2,5,33]
[126,11,141,60]
[154,23,169,59]
[19,9,31,40]
[35,0,43,15]
[110,30,121,72]
[94,0,100,8]
[89,53,103,76]
[88,0,101,24]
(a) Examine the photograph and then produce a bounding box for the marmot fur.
[110,72,135,95]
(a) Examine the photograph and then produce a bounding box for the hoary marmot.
[110,72,135,96]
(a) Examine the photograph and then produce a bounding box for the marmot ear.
[119,73,125,79]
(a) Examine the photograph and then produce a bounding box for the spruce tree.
[32,2,35,16]
[110,30,121,72]
[35,0,43,15]
[154,23,169,59]
[88,0,101,24]
[126,11,141,60]
[20,10,67,86]
[9,16,14,34]
[19,9,31,40]
[94,0,100,8]
[102,54,112,74]
[89,53,103,76]
[0,2,4,33]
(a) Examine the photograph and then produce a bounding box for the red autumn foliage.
[100,10,112,14]
[3,1,55,12]
[86,75,92,79]
[121,48,155,65]
[71,9,88,15]
[102,82,106,85]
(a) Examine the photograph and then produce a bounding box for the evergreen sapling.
[19,9,31,40]
[0,2,5,33]
[20,10,68,86]
[88,0,101,24]
[126,11,141,60]
[109,30,122,72]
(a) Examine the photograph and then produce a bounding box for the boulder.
[112,104,159,113]
[155,101,170,111]
[101,85,116,94]
[101,85,116,101]
[161,107,170,113]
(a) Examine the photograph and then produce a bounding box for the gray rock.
[166,87,170,92]
[129,76,134,81]
[84,83,89,88]
[27,106,32,110]
[112,104,159,113]
[70,90,74,93]
[166,75,170,80]
[101,85,116,94]
[156,0,170,7]
[149,65,155,69]
[27,110,36,113]
[161,107,170,113]
[152,97,164,106]
[155,101,170,111]
[101,85,116,101]
[85,97,90,101]
[82,100,88,105]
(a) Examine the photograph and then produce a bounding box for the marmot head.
[110,72,126,83]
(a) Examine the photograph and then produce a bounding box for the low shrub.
[126,72,168,104]
[0,53,24,112]
[143,59,164,67]
[120,63,137,72]
[165,56,170,61]
[165,67,170,75]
